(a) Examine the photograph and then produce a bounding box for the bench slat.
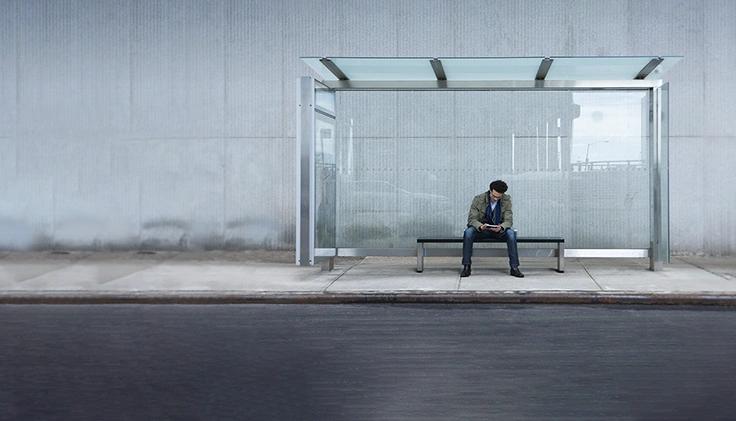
[418,237,564,243]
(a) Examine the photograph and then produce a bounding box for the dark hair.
[489,180,508,193]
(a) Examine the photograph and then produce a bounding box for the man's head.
[489,180,508,203]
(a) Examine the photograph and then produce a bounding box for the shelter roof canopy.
[301,56,682,83]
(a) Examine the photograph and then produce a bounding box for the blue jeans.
[462,227,519,267]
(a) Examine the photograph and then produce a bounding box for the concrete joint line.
[675,257,732,280]
[321,262,360,292]
[577,258,604,290]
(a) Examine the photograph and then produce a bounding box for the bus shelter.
[297,56,681,271]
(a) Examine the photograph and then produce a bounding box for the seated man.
[461,180,524,278]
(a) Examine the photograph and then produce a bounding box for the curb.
[2,291,736,306]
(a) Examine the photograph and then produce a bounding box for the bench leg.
[417,243,424,272]
[321,257,334,272]
[557,242,565,273]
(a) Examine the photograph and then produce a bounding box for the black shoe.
[460,265,471,277]
[510,266,524,278]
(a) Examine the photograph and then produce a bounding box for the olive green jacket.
[466,191,514,232]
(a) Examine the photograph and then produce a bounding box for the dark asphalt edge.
[2,292,736,306]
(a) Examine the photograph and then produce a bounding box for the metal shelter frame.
[297,56,679,271]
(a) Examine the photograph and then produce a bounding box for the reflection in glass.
[315,83,336,115]
[315,113,336,250]
[570,92,647,171]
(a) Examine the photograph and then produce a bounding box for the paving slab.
[674,256,736,280]
[327,257,458,292]
[459,259,600,291]
[6,254,178,291]
[581,257,736,293]
[99,262,331,292]
[1,262,82,285]
[0,252,94,284]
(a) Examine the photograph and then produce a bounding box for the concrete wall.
[1,0,734,255]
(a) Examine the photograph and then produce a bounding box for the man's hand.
[480,224,502,233]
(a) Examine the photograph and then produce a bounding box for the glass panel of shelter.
[334,90,652,250]
[314,82,337,256]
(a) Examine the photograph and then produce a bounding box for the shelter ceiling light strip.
[535,57,553,80]
[320,58,349,80]
[634,57,664,80]
[430,58,447,80]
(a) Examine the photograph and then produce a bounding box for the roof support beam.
[535,57,554,80]
[320,58,349,81]
[430,58,447,81]
[634,57,664,80]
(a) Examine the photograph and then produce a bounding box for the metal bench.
[417,236,565,273]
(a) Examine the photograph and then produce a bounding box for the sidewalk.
[1,251,734,305]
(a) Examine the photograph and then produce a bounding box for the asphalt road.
[2,304,735,420]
